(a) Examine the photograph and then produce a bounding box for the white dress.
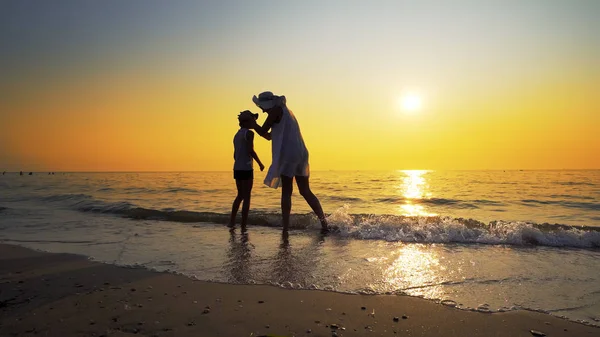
[264,106,310,188]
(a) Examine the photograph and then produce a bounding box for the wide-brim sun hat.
[252,91,280,110]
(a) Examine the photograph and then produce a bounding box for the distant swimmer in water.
[20,171,23,176]
[2,171,5,175]
[28,172,33,175]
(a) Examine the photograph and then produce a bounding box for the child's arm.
[246,130,265,171]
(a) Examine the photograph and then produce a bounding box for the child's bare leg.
[296,176,328,229]
[280,175,294,230]
[229,197,242,227]
[229,180,243,227]
[240,179,253,227]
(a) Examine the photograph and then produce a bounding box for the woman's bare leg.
[295,176,328,230]
[280,175,294,230]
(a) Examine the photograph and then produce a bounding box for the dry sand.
[1,243,598,337]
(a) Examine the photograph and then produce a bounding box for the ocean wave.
[74,199,136,214]
[521,199,600,211]
[63,196,600,249]
[324,195,364,202]
[41,193,94,202]
[36,193,138,214]
[97,187,115,192]
[374,197,461,205]
[16,193,600,249]
[98,186,202,194]
[123,187,155,193]
[550,194,595,200]
[164,187,200,193]
[555,181,595,186]
[3,239,121,245]
[373,197,481,209]
[420,198,462,205]
[327,206,600,249]
[472,199,506,206]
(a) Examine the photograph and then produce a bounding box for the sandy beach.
[0,243,597,337]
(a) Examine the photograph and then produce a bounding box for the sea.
[1,170,599,326]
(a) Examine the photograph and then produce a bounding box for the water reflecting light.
[397,170,436,216]
[383,244,447,300]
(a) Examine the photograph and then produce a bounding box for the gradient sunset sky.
[1,0,598,171]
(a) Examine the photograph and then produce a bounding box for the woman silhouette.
[250,91,328,232]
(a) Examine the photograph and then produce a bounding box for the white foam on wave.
[327,205,600,248]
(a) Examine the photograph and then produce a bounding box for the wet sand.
[0,243,597,337]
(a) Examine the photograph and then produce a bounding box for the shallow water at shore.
[1,209,599,326]
[1,170,600,326]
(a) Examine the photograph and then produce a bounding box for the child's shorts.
[234,170,253,180]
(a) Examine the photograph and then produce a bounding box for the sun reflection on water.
[397,170,437,216]
[384,244,447,300]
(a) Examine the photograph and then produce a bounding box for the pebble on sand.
[530,330,546,337]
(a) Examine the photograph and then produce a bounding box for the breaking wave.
[30,193,600,249]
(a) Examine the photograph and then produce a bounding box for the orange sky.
[1,1,599,171]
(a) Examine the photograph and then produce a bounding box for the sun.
[399,93,422,112]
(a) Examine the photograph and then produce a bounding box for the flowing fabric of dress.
[263,101,309,189]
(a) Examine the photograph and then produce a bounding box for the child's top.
[233,128,253,171]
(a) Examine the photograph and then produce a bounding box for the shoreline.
[1,243,598,337]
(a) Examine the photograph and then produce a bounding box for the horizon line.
[2,169,600,173]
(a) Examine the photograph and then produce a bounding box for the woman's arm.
[252,109,281,140]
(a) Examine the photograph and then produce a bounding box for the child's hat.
[238,110,259,122]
